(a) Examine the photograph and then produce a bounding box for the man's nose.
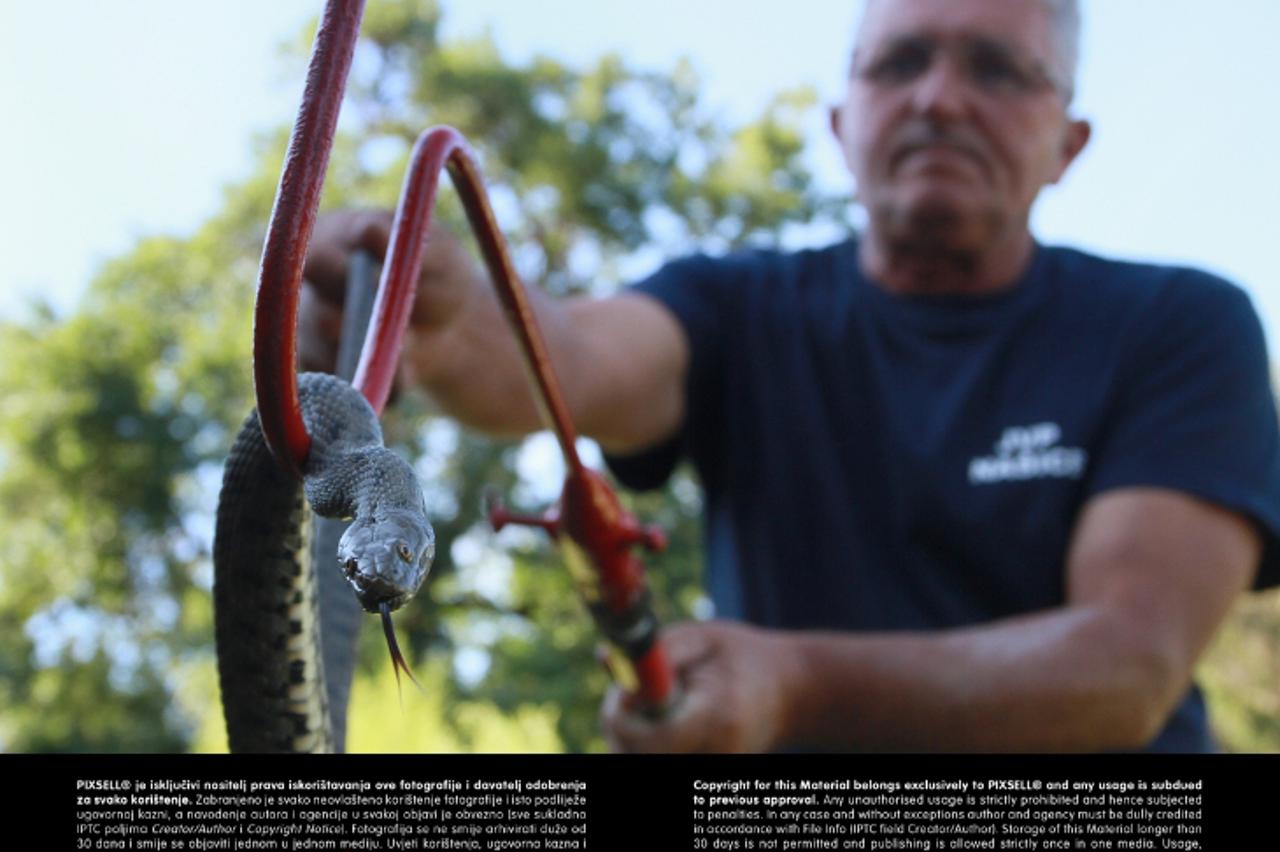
[909,56,972,121]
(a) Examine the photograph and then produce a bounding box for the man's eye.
[973,57,1020,84]
[969,47,1034,91]
[865,45,931,82]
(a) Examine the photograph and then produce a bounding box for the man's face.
[833,0,1090,254]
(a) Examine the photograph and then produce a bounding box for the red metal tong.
[252,0,674,713]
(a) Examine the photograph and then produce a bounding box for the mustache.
[890,122,990,171]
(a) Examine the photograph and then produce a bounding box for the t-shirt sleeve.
[604,254,732,491]
[1084,271,1280,589]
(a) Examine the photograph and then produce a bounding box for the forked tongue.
[380,602,423,709]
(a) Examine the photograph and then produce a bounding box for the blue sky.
[3,0,1278,351]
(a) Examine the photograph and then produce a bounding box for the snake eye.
[343,558,358,578]
[396,543,413,563]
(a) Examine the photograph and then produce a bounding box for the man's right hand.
[299,209,477,376]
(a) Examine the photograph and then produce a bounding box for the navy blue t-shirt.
[606,237,1280,752]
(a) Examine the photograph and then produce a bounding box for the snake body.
[213,371,433,753]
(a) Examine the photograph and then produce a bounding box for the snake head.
[336,508,435,613]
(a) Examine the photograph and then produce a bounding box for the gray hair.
[1041,0,1081,101]
[854,0,1082,101]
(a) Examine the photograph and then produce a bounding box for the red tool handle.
[388,130,676,713]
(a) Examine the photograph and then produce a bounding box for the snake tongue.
[380,602,423,705]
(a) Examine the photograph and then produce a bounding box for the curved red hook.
[250,0,673,712]
[254,0,369,476]
[375,127,674,711]
[364,129,584,468]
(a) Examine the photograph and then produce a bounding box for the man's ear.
[830,104,858,175]
[1052,118,1092,184]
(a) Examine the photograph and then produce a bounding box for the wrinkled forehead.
[855,0,1058,63]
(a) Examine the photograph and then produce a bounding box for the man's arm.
[602,488,1259,752]
[300,210,688,453]
[402,286,688,454]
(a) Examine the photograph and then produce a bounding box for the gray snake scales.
[213,372,434,752]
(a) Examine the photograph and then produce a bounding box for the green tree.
[1201,588,1280,752]
[0,230,255,751]
[0,0,846,752]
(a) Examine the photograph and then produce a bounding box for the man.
[302,0,1280,752]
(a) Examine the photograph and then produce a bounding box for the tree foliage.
[0,0,844,753]
[2,0,1276,754]
[0,229,255,750]
[1200,590,1280,752]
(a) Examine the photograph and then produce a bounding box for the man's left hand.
[600,621,801,753]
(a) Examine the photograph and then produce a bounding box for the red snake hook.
[252,0,674,713]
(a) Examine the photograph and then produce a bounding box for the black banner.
[10,753,1271,849]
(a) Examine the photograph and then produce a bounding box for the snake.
[213,371,434,753]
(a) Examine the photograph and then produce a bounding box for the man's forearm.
[779,605,1184,752]
[407,280,687,452]
[407,279,576,438]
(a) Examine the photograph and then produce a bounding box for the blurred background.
[0,0,1276,752]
